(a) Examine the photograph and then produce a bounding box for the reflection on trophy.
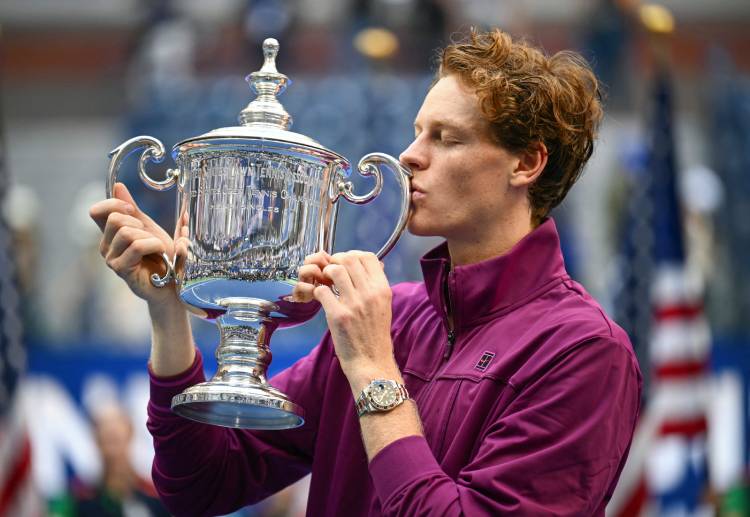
[106,39,411,430]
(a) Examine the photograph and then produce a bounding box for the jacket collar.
[419,218,568,329]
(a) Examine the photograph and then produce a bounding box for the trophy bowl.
[106,39,411,430]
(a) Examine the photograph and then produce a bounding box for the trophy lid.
[176,38,344,160]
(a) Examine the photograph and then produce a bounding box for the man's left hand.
[312,251,401,393]
[305,251,422,460]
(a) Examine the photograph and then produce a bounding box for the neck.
[446,211,534,268]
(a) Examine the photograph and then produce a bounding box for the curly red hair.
[439,29,603,225]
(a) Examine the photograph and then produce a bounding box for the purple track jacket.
[148,219,642,516]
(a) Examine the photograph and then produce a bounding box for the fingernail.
[124,204,134,213]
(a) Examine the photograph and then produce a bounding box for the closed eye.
[413,124,467,146]
[439,133,462,146]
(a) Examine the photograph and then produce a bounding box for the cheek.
[450,171,487,202]
[456,174,507,219]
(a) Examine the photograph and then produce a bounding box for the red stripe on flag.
[616,476,648,517]
[654,304,703,320]
[0,433,32,516]
[654,360,707,380]
[659,417,707,437]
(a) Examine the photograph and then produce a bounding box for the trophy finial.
[261,38,280,72]
[239,38,292,129]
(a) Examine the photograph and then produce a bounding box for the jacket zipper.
[442,266,456,361]
[417,265,456,411]
[443,330,456,360]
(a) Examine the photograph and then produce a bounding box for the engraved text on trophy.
[185,153,327,282]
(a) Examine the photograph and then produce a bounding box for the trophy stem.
[214,309,274,387]
[170,299,305,429]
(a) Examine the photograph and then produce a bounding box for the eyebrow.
[413,119,471,133]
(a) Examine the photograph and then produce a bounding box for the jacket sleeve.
[147,336,334,517]
[368,336,642,516]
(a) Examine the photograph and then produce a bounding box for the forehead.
[415,75,485,130]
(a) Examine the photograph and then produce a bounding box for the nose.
[399,137,427,171]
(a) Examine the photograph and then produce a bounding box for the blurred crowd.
[2,0,750,515]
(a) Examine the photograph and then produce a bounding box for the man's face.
[400,75,522,242]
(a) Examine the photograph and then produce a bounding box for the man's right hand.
[89,182,180,306]
[90,181,196,377]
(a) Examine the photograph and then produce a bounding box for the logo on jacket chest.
[474,351,496,372]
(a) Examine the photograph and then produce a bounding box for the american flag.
[608,70,711,515]
[0,70,39,516]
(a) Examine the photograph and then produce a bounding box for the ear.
[509,141,547,188]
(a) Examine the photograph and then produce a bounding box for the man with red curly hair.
[91,29,641,516]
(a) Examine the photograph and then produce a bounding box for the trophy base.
[171,382,304,430]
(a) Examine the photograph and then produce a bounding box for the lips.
[410,183,426,202]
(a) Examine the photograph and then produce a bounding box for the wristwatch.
[355,379,410,417]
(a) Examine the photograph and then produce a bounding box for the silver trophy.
[106,39,411,430]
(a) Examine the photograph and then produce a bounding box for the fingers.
[100,212,145,256]
[313,284,339,312]
[300,252,332,285]
[321,251,387,299]
[294,264,324,302]
[107,225,155,259]
[329,251,386,286]
[297,251,379,302]
[307,251,390,315]
[89,182,139,232]
[355,251,386,279]
[92,183,173,261]
[176,208,189,240]
[329,252,369,290]
[112,182,139,209]
[291,281,317,303]
[291,252,332,302]
[172,235,190,276]
[90,183,157,234]
[89,198,134,232]
[303,251,332,268]
[108,236,167,274]
[90,183,178,300]
[298,263,328,285]
[112,183,169,237]
[174,236,190,260]
[322,262,355,297]
[97,203,173,281]
[102,217,167,274]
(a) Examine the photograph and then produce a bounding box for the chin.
[406,218,440,237]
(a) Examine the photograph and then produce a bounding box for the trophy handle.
[107,135,179,288]
[336,153,412,259]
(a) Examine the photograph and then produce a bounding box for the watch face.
[370,380,399,410]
